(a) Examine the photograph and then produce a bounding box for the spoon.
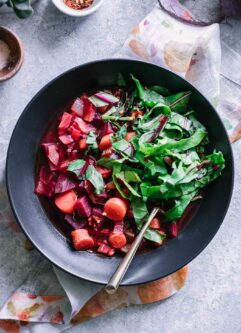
[105,207,159,294]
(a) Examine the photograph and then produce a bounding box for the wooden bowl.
[0,26,24,82]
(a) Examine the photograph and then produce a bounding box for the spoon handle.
[105,207,159,294]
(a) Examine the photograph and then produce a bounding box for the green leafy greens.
[86,165,105,195]
[95,74,225,244]
[67,160,104,194]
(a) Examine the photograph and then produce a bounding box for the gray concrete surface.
[0,1,240,332]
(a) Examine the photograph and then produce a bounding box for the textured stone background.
[0,1,240,332]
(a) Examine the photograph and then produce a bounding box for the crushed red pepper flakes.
[64,0,94,10]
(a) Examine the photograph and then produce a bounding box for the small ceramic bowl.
[52,0,104,17]
[0,26,24,82]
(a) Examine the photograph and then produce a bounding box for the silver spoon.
[105,207,159,294]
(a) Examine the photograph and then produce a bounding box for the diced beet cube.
[96,166,112,179]
[100,228,111,235]
[55,174,76,194]
[71,98,84,117]
[89,191,109,205]
[64,214,87,229]
[59,134,74,145]
[69,150,79,161]
[66,142,76,155]
[34,166,56,197]
[92,207,103,218]
[98,122,114,139]
[83,180,94,194]
[71,128,82,141]
[59,160,69,170]
[42,143,60,166]
[92,206,104,221]
[82,97,96,122]
[35,179,55,198]
[58,112,72,135]
[97,243,111,255]
[98,105,109,114]
[73,117,95,134]
[75,195,92,217]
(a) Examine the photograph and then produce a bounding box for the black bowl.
[6,59,234,285]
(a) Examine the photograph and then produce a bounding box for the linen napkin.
[0,5,241,333]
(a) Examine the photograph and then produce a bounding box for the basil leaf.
[150,85,171,96]
[166,150,200,165]
[166,91,191,113]
[165,193,196,221]
[117,172,141,197]
[131,74,165,107]
[131,198,163,243]
[112,164,127,198]
[140,183,163,199]
[114,124,128,140]
[131,198,148,225]
[97,157,127,169]
[67,159,86,177]
[124,171,141,183]
[159,162,186,186]
[86,132,98,151]
[139,116,168,145]
[144,228,164,244]
[85,165,105,194]
[140,115,163,131]
[140,129,207,156]
[112,139,135,157]
[164,124,184,139]
[143,102,171,120]
[169,112,192,132]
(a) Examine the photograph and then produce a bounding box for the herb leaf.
[165,193,196,221]
[67,159,86,177]
[166,91,191,113]
[117,171,141,197]
[140,129,207,156]
[131,74,165,107]
[131,198,164,243]
[86,132,98,151]
[86,165,105,194]
[112,139,135,157]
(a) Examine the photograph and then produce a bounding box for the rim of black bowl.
[6,59,234,286]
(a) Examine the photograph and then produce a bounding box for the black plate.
[6,59,234,285]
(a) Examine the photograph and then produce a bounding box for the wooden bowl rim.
[0,26,24,82]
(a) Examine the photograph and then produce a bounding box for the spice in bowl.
[64,0,93,10]
[0,26,24,82]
